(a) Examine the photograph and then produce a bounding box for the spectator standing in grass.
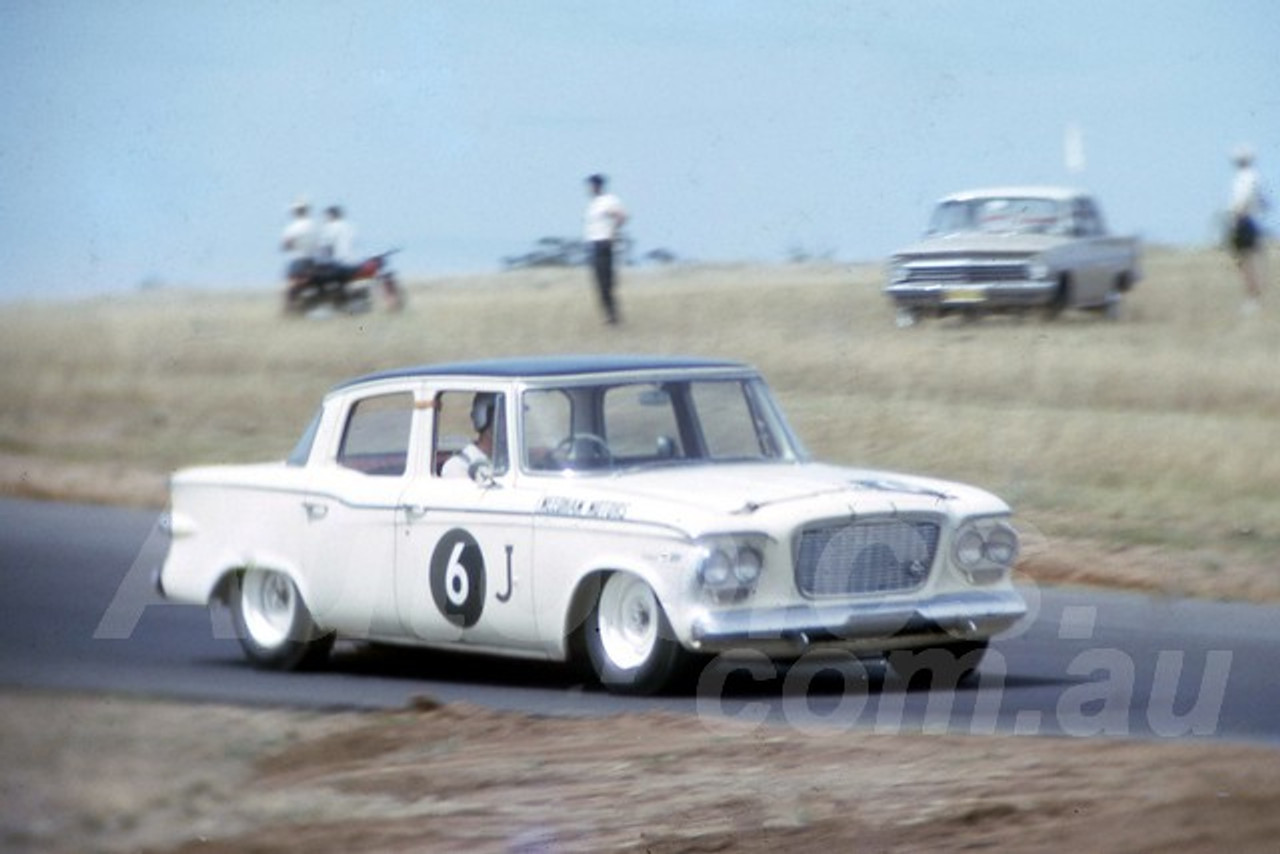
[1227,145,1267,314]
[583,173,628,325]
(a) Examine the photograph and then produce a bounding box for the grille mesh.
[796,519,940,596]
[904,264,1027,284]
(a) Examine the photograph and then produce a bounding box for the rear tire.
[585,572,688,695]
[230,568,333,670]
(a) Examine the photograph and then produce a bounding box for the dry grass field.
[4,249,1280,853]
[3,247,1277,601]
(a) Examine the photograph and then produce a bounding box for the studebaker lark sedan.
[158,355,1026,694]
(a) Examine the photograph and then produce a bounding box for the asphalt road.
[2,497,1277,743]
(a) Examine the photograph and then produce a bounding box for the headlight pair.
[952,519,1019,583]
[695,535,767,602]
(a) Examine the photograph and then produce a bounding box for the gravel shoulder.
[3,691,1279,853]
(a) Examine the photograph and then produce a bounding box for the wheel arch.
[1043,272,1071,318]
[209,554,311,609]
[559,561,683,664]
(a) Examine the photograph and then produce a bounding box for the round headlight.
[954,528,986,569]
[700,549,733,587]
[984,524,1019,566]
[734,546,763,584]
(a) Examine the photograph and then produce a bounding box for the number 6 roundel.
[429,529,486,628]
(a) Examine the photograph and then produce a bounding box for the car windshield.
[928,197,1066,236]
[520,377,806,474]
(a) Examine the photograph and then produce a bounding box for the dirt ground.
[3,690,1279,854]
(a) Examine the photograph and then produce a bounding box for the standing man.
[584,173,628,325]
[1228,145,1267,314]
[281,199,317,309]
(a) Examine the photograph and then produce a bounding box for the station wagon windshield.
[928,197,1065,236]
[520,377,805,473]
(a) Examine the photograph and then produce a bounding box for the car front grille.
[795,519,940,596]
[902,262,1028,284]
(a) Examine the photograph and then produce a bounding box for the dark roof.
[336,354,752,389]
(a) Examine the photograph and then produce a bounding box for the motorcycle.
[284,250,404,316]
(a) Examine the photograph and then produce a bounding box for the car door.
[1070,198,1108,303]
[298,386,417,639]
[394,387,539,651]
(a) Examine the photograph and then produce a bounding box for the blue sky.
[1,1,1276,298]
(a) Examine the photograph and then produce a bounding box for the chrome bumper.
[885,281,1055,308]
[689,590,1027,652]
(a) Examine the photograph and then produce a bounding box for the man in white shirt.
[1229,146,1267,312]
[584,174,628,325]
[442,393,498,480]
[319,205,357,266]
[280,199,317,297]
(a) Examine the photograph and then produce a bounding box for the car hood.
[893,232,1065,259]
[532,462,1008,535]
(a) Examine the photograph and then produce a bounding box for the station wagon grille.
[795,520,940,596]
[902,262,1028,284]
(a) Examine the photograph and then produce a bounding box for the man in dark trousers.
[583,173,628,324]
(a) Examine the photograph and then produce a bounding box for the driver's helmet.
[471,393,497,433]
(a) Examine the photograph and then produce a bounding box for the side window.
[434,390,508,476]
[692,381,765,459]
[1071,200,1100,236]
[1083,200,1106,235]
[603,384,684,459]
[522,389,572,470]
[337,392,414,476]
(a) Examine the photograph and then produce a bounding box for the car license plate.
[943,288,985,304]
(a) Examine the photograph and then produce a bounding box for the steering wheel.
[551,433,614,468]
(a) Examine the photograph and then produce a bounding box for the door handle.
[402,504,429,520]
[302,501,328,521]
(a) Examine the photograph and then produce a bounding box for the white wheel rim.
[241,570,297,648]
[597,574,659,671]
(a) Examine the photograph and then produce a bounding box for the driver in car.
[442,393,497,479]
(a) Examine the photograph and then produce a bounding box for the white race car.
[158,355,1026,694]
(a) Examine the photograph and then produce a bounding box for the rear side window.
[337,392,414,476]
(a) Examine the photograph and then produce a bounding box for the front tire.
[586,572,688,695]
[230,568,334,670]
[1043,276,1070,321]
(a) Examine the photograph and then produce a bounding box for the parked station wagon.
[158,355,1026,694]
[885,187,1141,326]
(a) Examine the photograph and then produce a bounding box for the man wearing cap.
[583,174,628,325]
[281,199,318,307]
[1228,146,1267,313]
